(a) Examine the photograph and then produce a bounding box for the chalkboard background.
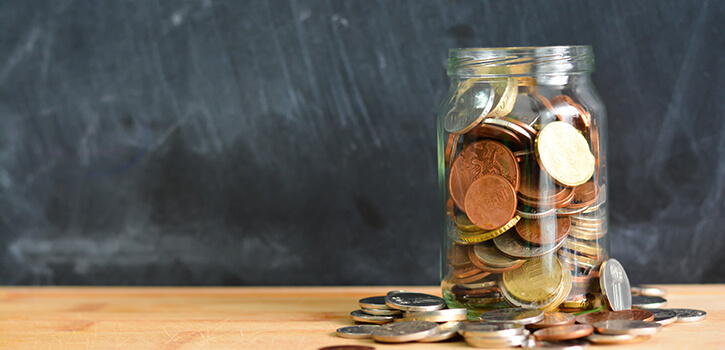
[1,0,724,285]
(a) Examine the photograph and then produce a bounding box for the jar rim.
[447,45,595,78]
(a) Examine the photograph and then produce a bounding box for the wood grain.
[0,285,723,349]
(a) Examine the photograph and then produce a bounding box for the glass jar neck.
[447,46,594,78]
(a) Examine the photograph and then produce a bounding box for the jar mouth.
[447,46,594,77]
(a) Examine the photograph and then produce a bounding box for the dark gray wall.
[1,0,723,285]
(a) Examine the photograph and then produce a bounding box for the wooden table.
[0,285,722,349]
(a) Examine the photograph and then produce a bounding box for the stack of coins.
[442,80,606,312]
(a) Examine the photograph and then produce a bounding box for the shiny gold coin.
[458,216,520,243]
[454,214,482,232]
[503,256,564,303]
[485,78,518,119]
[535,121,595,187]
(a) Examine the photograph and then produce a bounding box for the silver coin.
[638,308,677,325]
[517,205,556,219]
[460,322,525,338]
[335,325,381,339]
[670,308,707,323]
[632,295,667,309]
[479,308,544,325]
[350,310,395,324]
[370,320,440,343]
[592,320,662,336]
[361,307,402,316]
[493,230,567,258]
[523,339,590,350]
[444,83,495,134]
[465,333,528,347]
[417,322,461,342]
[385,292,446,312]
[401,308,468,322]
[386,290,411,296]
[483,117,535,143]
[599,259,632,311]
[359,296,390,310]
[631,285,667,297]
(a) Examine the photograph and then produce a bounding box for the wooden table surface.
[0,285,722,349]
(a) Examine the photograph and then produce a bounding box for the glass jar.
[438,46,608,315]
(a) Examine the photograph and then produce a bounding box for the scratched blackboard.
[1,0,724,285]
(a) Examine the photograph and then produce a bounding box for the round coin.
[458,216,521,244]
[592,320,662,336]
[401,308,468,322]
[336,325,381,339]
[575,310,653,324]
[670,308,707,323]
[632,295,667,309]
[639,308,677,325]
[486,78,518,119]
[444,82,495,134]
[599,258,632,311]
[472,241,525,269]
[359,296,390,310]
[515,217,571,245]
[631,285,667,297]
[384,292,446,312]
[517,205,556,219]
[503,257,564,303]
[528,312,576,329]
[494,229,567,258]
[464,175,517,230]
[361,307,403,316]
[479,308,545,325]
[371,320,440,343]
[533,324,593,341]
[350,309,395,324]
[566,180,598,209]
[460,322,525,337]
[536,121,595,187]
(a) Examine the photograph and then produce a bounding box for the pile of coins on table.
[441,78,607,312]
[332,259,706,348]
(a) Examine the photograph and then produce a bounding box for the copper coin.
[448,244,472,268]
[467,122,528,151]
[452,271,491,284]
[515,217,570,245]
[566,180,599,209]
[533,324,593,341]
[550,95,591,133]
[452,265,484,279]
[517,162,573,208]
[445,134,460,168]
[468,243,524,273]
[449,140,520,212]
[575,310,654,324]
[463,175,517,230]
[528,312,577,329]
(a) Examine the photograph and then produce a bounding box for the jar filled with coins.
[438,46,608,315]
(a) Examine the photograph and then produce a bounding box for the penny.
[550,95,591,133]
[632,295,667,309]
[566,180,598,209]
[445,134,461,168]
[471,240,525,269]
[575,310,653,324]
[517,164,575,209]
[586,333,649,344]
[639,308,677,325]
[528,312,576,329]
[359,296,390,310]
[384,292,446,312]
[479,308,544,325]
[592,320,662,336]
[361,307,403,316]
[449,140,520,212]
[468,122,528,151]
[400,308,468,322]
[460,321,525,337]
[452,265,484,279]
[464,175,517,230]
[336,325,381,339]
[371,320,440,343]
[485,77,518,119]
[444,81,495,134]
[631,285,667,297]
[318,346,375,350]
[533,324,593,341]
[515,217,570,245]
[517,205,556,219]
[524,339,590,350]
[448,244,472,268]
[494,229,567,258]
[350,310,395,324]
[535,121,595,187]
[458,216,520,243]
[599,258,632,311]
[670,308,707,323]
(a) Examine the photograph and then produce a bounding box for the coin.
[536,121,595,187]
[336,325,381,339]
[566,180,598,209]
[533,324,593,341]
[371,320,440,343]
[471,240,525,269]
[502,264,571,312]
[449,140,520,212]
[452,265,484,279]
[418,321,461,342]
[523,339,590,349]
[639,308,677,325]
[670,308,707,323]
[503,257,564,302]
[479,308,545,325]
[361,307,403,316]
[508,92,544,132]
[632,295,667,309]
[575,310,653,324]
[385,292,446,312]
[550,95,591,132]
[515,217,570,245]
[599,258,632,311]
[560,238,603,259]
[517,205,556,219]
[359,296,390,310]
[494,229,567,258]
[586,333,649,344]
[454,214,482,232]
[592,320,662,336]
[399,308,468,322]
[468,122,528,151]
[448,243,473,268]
[444,81,495,134]
[486,78,518,118]
[350,310,395,324]
[464,175,517,230]
[458,216,521,243]
[465,333,529,347]
[528,312,576,329]
[445,134,461,168]
[631,285,667,297]
[318,346,375,350]
[483,117,535,144]
[460,321,525,337]
[556,249,600,270]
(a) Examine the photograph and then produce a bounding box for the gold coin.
[458,216,520,243]
[454,214,482,232]
[535,121,595,187]
[485,78,518,119]
[561,239,604,258]
[503,256,563,302]
[500,258,571,311]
